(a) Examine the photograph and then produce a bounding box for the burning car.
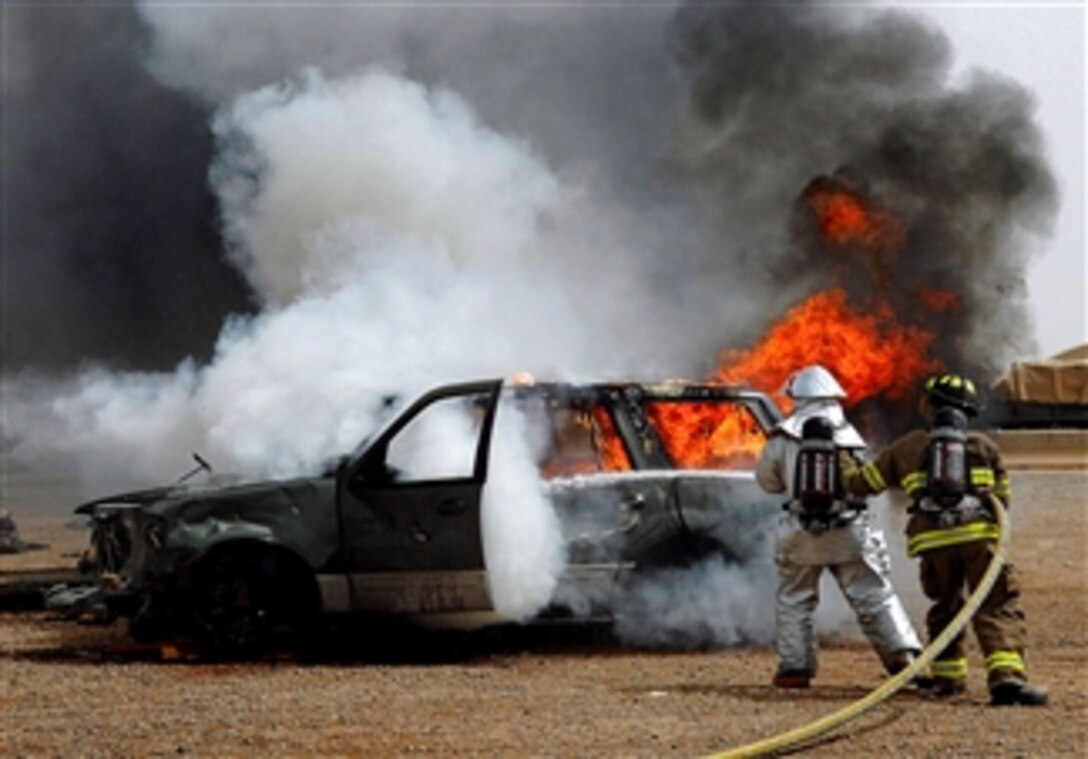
[71,378,784,657]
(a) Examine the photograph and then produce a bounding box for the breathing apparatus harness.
[785,416,866,534]
[910,406,990,527]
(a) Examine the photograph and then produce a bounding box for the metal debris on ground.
[0,510,26,553]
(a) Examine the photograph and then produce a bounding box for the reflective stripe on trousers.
[986,650,1027,675]
[907,521,1000,557]
[930,651,1027,682]
[931,657,968,682]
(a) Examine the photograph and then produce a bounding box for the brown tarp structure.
[992,344,1088,404]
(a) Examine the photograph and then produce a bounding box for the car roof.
[504,379,784,432]
[506,379,775,401]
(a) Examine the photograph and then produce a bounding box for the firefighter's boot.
[990,679,1048,707]
[772,669,811,689]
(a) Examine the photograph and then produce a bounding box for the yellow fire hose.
[708,495,1010,758]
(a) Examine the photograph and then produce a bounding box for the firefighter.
[756,365,922,688]
[840,373,1048,706]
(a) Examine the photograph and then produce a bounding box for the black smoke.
[669,1,1058,380]
[4,2,253,372]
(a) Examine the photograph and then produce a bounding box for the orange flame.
[713,289,942,405]
[645,401,767,469]
[809,188,906,252]
[800,175,908,294]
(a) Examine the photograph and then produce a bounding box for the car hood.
[73,473,321,516]
[75,485,183,515]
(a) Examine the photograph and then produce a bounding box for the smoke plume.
[3,1,1057,643]
[670,2,1058,379]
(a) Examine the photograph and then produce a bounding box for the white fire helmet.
[780,365,847,400]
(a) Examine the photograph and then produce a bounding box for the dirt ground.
[1,466,1085,757]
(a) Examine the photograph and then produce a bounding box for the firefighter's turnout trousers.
[908,512,1029,688]
[775,511,921,675]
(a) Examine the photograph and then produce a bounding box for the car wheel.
[186,545,316,660]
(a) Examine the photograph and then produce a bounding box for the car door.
[336,380,501,615]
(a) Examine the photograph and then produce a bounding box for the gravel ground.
[1,469,1085,757]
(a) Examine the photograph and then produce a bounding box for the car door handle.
[437,498,466,516]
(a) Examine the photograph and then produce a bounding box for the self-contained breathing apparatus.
[912,406,988,527]
[786,416,866,534]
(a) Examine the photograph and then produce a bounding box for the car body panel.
[546,470,774,564]
[318,570,492,616]
[338,380,501,575]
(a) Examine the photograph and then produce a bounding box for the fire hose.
[707,495,1010,758]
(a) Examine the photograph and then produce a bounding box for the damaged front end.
[50,486,191,624]
[59,466,338,656]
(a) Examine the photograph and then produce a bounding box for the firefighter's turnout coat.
[756,401,920,676]
[842,428,1031,688]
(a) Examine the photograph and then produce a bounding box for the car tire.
[185,544,318,660]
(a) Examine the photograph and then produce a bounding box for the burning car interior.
[519,381,778,477]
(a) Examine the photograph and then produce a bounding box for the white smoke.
[211,69,560,307]
[383,393,483,481]
[7,68,697,488]
[611,495,925,650]
[482,402,566,620]
[614,554,778,649]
